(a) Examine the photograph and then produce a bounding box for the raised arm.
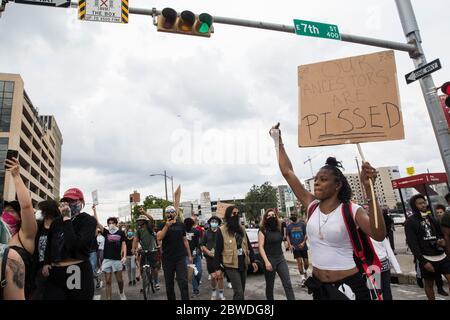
[269,124,315,208]
[5,158,36,242]
[92,205,104,233]
[355,162,386,241]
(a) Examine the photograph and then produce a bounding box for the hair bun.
[325,157,344,170]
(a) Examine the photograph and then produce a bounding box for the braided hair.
[321,157,352,204]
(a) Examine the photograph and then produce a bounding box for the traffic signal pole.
[396,0,450,178]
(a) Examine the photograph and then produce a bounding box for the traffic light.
[156,8,214,37]
[442,82,450,108]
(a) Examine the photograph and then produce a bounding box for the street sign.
[405,59,442,84]
[14,0,71,7]
[293,19,341,40]
[79,0,129,24]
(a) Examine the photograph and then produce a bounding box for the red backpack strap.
[341,202,383,300]
[306,200,320,223]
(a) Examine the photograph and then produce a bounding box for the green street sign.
[293,19,341,40]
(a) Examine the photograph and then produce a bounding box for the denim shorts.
[102,259,124,273]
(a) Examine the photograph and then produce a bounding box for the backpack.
[308,201,383,300]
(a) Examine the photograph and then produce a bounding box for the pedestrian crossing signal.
[156,7,213,37]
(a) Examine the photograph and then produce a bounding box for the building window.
[0,81,14,132]
[0,137,9,197]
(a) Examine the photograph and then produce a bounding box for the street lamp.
[149,170,174,202]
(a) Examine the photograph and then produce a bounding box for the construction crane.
[304,152,324,179]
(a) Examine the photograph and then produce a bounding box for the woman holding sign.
[269,123,385,300]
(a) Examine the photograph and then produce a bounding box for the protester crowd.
[1,124,450,300]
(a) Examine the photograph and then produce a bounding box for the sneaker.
[128,281,132,286]
[119,292,127,300]
[227,282,232,289]
[438,288,449,296]
[96,280,103,289]
[219,295,226,300]
[155,283,161,290]
[208,275,212,281]
[132,280,136,286]
[301,279,306,288]
[211,295,217,300]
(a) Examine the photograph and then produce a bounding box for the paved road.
[93,260,450,301]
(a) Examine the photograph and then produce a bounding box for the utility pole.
[163,169,168,202]
[304,156,314,179]
[396,0,450,178]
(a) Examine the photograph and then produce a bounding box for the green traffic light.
[198,13,213,34]
[199,22,210,33]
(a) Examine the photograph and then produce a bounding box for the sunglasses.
[232,211,239,215]
[166,210,176,214]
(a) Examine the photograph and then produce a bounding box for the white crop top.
[306,201,362,271]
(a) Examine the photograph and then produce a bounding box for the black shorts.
[206,258,216,275]
[293,249,309,259]
[420,257,450,280]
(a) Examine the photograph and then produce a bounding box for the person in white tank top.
[269,123,386,300]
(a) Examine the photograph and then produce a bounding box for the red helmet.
[61,188,85,204]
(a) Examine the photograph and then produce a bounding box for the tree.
[131,195,173,229]
[243,182,278,223]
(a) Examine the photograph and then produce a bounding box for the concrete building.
[276,185,297,216]
[0,73,63,206]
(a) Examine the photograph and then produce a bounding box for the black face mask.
[290,217,297,222]
[227,215,241,234]
[267,217,278,231]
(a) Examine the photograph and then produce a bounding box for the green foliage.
[243,182,278,223]
[130,195,173,229]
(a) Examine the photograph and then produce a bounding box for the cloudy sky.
[1,0,449,223]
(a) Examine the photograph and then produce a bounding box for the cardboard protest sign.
[174,185,181,212]
[216,202,233,219]
[298,50,404,147]
[92,190,99,205]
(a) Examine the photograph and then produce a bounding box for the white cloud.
[1,0,449,223]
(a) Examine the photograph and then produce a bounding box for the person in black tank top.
[2,158,38,299]
[258,209,295,300]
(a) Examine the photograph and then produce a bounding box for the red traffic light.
[442,82,450,96]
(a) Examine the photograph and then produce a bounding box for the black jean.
[381,270,393,300]
[306,272,371,300]
[162,257,189,300]
[225,268,247,300]
[264,255,295,300]
[43,261,94,300]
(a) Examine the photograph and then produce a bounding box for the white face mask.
[109,224,118,234]
[35,210,43,221]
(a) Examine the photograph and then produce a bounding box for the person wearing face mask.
[95,215,127,300]
[30,200,61,300]
[201,216,225,300]
[133,208,161,291]
[286,213,309,287]
[213,206,259,300]
[2,158,37,299]
[125,229,136,287]
[405,194,450,300]
[258,209,295,300]
[42,188,97,300]
[157,206,192,300]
